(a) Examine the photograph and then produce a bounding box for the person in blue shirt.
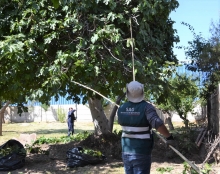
[117,81,175,174]
[67,107,76,136]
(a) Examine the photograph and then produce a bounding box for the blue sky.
[170,0,220,61]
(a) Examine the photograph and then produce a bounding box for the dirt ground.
[1,133,220,174]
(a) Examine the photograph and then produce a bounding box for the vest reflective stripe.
[121,126,151,139]
[122,126,149,132]
[122,132,151,139]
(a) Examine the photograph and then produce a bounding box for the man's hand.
[166,134,176,148]
[165,134,177,158]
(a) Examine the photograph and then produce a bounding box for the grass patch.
[0,121,124,174]
[1,121,122,145]
[1,121,95,145]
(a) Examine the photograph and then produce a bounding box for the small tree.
[159,74,199,128]
[0,101,10,136]
[185,21,220,99]
[57,107,66,123]
[157,101,175,130]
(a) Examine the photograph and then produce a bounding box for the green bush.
[32,131,91,145]
[57,107,66,123]
[26,132,91,154]
[173,126,199,155]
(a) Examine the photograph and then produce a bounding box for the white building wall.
[4,104,93,123]
[4,104,200,123]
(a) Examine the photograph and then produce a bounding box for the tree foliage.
[158,74,199,128]
[185,21,220,99]
[0,0,179,102]
[0,0,179,134]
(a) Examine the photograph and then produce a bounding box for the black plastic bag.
[66,146,105,168]
[0,139,26,171]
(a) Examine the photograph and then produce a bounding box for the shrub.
[173,126,199,155]
[57,107,66,123]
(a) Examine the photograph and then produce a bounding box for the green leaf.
[91,34,99,43]
[51,0,59,9]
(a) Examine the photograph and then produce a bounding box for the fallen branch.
[202,133,220,167]
[195,128,205,146]
[197,129,207,147]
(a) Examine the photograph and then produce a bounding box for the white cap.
[126,81,144,103]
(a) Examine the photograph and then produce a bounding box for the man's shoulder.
[144,101,157,111]
[143,100,154,105]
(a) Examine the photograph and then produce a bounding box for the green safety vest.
[118,101,154,155]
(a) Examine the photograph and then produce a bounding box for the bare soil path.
[1,136,220,174]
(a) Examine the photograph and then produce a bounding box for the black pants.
[67,120,74,136]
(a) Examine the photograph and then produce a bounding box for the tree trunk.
[0,101,11,136]
[180,116,189,128]
[166,112,174,130]
[207,98,211,130]
[179,113,189,128]
[109,93,126,132]
[88,97,110,135]
[2,116,5,123]
[184,119,189,129]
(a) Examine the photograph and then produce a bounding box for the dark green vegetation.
[0,143,26,157]
[158,74,199,128]
[0,0,179,135]
[0,0,179,103]
[185,21,220,100]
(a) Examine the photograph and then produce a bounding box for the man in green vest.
[117,81,174,174]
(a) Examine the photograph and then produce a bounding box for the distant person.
[67,107,76,136]
[117,81,175,174]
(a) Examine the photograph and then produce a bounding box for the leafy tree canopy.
[157,73,199,127]
[0,0,179,105]
[185,21,220,99]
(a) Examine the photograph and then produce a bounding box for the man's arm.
[157,124,175,148]
[145,103,173,139]
[156,124,171,138]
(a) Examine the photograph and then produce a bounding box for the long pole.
[130,17,135,81]
[129,17,201,173]
[72,80,203,173]
[153,130,201,173]
[75,103,78,119]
